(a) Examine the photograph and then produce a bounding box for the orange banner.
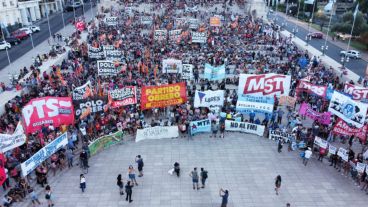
[210,17,221,27]
[141,83,187,110]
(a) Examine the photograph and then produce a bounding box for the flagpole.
[0,23,11,66]
[346,7,358,52]
[45,3,53,45]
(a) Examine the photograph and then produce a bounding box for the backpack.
[202,171,208,179]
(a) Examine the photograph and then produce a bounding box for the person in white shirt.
[80,174,86,193]
[303,148,313,166]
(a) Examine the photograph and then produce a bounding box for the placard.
[154,30,167,41]
[136,126,179,142]
[141,16,153,25]
[162,59,183,73]
[169,29,182,42]
[210,16,221,26]
[337,148,348,162]
[182,64,193,80]
[328,145,337,154]
[72,81,93,101]
[356,162,366,173]
[97,61,118,76]
[191,31,207,43]
[188,18,199,29]
[109,86,137,108]
[88,45,104,59]
[268,130,295,141]
[225,120,265,136]
[105,16,118,26]
[314,136,328,149]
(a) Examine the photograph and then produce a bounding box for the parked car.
[340,50,361,59]
[64,2,82,12]
[0,41,11,50]
[4,36,21,45]
[11,30,28,40]
[19,27,33,35]
[307,32,323,39]
[27,25,40,33]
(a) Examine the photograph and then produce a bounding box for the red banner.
[22,97,75,134]
[343,83,368,101]
[0,154,6,186]
[297,80,327,98]
[75,21,85,32]
[141,82,187,110]
[109,86,137,108]
[332,118,367,142]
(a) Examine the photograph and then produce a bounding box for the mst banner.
[299,103,331,125]
[191,32,207,43]
[89,131,124,156]
[194,90,224,108]
[269,130,295,142]
[97,60,118,76]
[204,64,225,80]
[72,80,93,100]
[88,45,104,59]
[21,133,68,176]
[236,95,274,114]
[0,122,26,153]
[22,97,74,134]
[238,73,291,97]
[344,83,368,102]
[162,59,183,73]
[190,119,211,135]
[109,86,137,108]
[74,96,109,119]
[136,126,179,142]
[296,80,327,98]
[328,91,367,128]
[141,82,187,110]
[225,120,265,136]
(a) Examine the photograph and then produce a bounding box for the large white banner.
[162,59,183,73]
[238,73,291,97]
[236,95,274,114]
[194,90,224,108]
[0,122,26,153]
[225,120,265,136]
[21,133,68,176]
[136,126,179,142]
[328,91,367,128]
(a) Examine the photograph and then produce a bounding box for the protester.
[303,148,312,166]
[80,174,86,193]
[219,188,229,207]
[128,165,138,186]
[117,174,124,195]
[44,185,54,207]
[135,155,144,177]
[125,181,133,203]
[174,162,180,177]
[275,175,282,195]
[190,168,200,190]
[200,168,208,188]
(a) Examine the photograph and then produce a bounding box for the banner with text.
[105,16,118,26]
[136,126,179,142]
[314,136,328,149]
[72,80,93,101]
[299,103,331,125]
[182,64,193,80]
[88,45,104,59]
[190,119,211,135]
[88,131,124,156]
[141,82,187,110]
[328,91,367,128]
[279,95,296,108]
[268,130,295,142]
[74,96,109,119]
[238,73,291,97]
[154,30,167,41]
[332,118,367,142]
[109,86,137,108]
[296,80,327,98]
[169,29,182,42]
[97,61,118,76]
[162,59,183,73]
[22,97,74,134]
[21,133,68,176]
[225,120,265,136]
[191,32,207,43]
[194,90,224,108]
[344,83,368,102]
[0,122,26,153]
[236,95,274,114]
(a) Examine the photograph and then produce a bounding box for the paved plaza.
[18,133,367,207]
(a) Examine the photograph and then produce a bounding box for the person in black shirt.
[125,181,133,203]
[219,188,229,207]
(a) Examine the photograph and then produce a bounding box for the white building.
[18,0,41,25]
[0,0,22,26]
[39,0,63,18]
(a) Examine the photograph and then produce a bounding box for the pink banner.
[299,103,331,125]
[297,80,327,98]
[333,118,367,142]
[22,97,75,134]
[0,154,6,186]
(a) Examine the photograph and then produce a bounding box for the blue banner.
[236,95,274,114]
[190,119,211,135]
[204,64,225,81]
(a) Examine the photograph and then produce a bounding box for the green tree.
[332,12,368,36]
[356,0,368,14]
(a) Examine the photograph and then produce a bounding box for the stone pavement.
[13,132,368,207]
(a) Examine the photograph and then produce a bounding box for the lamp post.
[321,1,334,56]
[305,34,311,46]
[306,1,316,46]
[0,22,11,66]
[292,27,298,37]
[341,56,349,68]
[296,0,301,20]
[321,45,328,55]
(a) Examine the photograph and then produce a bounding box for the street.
[0,3,95,71]
[269,12,368,78]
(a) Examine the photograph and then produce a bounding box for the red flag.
[0,154,6,186]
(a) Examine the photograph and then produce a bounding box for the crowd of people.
[0,0,367,206]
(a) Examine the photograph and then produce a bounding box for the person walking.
[80,174,86,193]
[275,175,282,195]
[28,187,41,206]
[303,147,312,166]
[174,162,180,177]
[200,168,208,188]
[190,167,199,190]
[219,188,229,207]
[125,181,133,203]
[210,121,219,138]
[45,185,54,207]
[128,165,138,186]
[66,148,74,168]
[277,139,283,153]
[117,174,124,195]
[135,155,144,177]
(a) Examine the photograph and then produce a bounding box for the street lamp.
[292,27,298,37]
[341,56,349,68]
[305,34,311,46]
[321,45,328,55]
